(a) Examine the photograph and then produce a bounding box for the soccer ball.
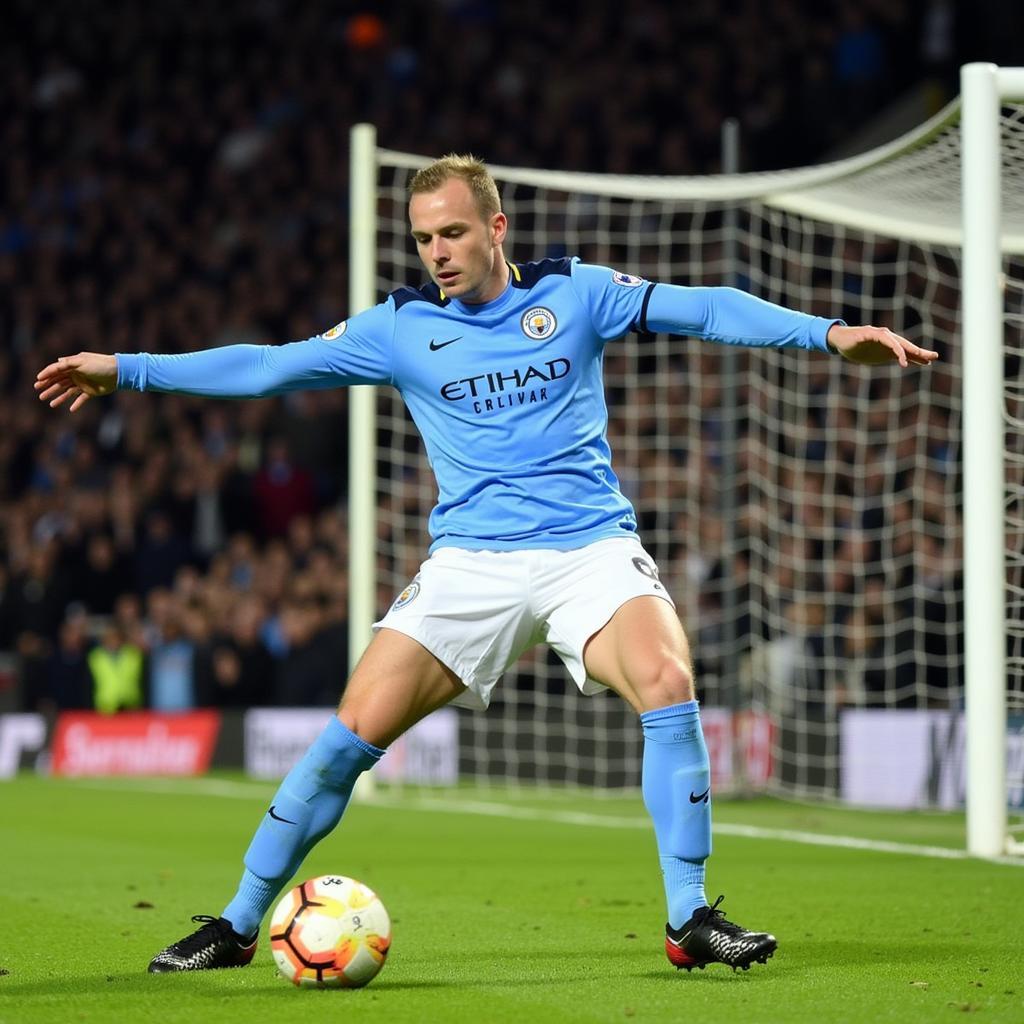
[269,875,391,988]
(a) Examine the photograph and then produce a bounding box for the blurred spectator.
[828,578,917,708]
[146,589,197,711]
[253,438,317,540]
[274,599,346,706]
[743,597,827,718]
[0,565,17,650]
[201,596,275,707]
[10,544,70,709]
[112,593,148,651]
[45,610,92,710]
[10,544,69,645]
[834,2,887,123]
[135,509,192,595]
[910,532,964,700]
[71,533,131,616]
[88,624,145,714]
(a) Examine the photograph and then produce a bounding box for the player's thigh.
[338,627,467,747]
[582,595,695,712]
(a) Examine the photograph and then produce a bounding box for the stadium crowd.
[1,1,971,714]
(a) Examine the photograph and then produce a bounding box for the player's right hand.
[35,352,118,412]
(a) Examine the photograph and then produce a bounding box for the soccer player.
[36,155,937,975]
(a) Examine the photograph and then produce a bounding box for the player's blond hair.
[409,154,502,220]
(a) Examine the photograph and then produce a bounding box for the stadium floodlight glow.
[349,64,1024,856]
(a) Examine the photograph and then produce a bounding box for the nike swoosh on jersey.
[428,336,462,351]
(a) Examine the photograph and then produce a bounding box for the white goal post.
[960,63,1024,857]
[347,64,1024,857]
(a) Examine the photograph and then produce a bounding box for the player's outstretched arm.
[35,326,394,410]
[35,352,117,412]
[826,324,938,367]
[636,282,938,364]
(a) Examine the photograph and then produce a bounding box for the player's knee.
[338,698,413,750]
[633,657,695,711]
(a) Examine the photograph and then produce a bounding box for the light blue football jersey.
[117,258,838,551]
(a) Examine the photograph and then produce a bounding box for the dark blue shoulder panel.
[510,257,573,289]
[390,282,449,310]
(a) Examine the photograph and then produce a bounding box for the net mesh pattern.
[370,104,1023,796]
[1006,267,1024,716]
[770,106,1024,246]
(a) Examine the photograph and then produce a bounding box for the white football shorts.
[372,536,675,710]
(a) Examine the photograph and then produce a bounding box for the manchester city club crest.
[520,306,557,340]
[321,321,347,341]
[391,577,421,610]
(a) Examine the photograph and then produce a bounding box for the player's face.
[409,178,508,304]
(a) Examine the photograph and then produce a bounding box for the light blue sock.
[221,717,383,937]
[640,700,711,929]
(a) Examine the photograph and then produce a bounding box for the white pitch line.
[366,794,1024,867]
[712,822,974,861]
[72,779,1024,867]
[74,776,275,799]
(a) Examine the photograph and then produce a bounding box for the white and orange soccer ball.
[269,875,391,988]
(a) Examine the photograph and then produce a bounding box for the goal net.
[352,67,1024,846]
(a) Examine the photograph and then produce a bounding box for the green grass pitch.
[1,775,1022,1023]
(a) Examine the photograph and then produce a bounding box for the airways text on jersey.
[440,357,571,414]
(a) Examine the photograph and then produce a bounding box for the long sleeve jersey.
[117,258,839,552]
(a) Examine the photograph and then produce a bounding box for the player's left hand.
[826,324,938,367]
